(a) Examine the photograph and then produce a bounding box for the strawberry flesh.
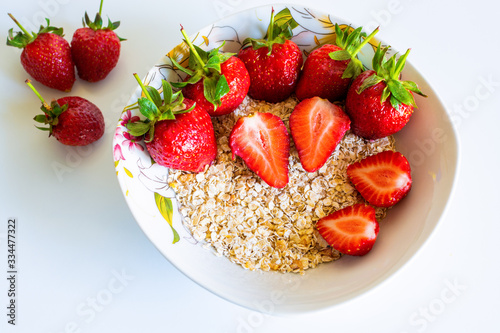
[317,204,379,256]
[347,150,412,207]
[229,112,290,188]
[289,97,351,172]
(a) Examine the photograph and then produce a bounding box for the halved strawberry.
[289,97,350,172]
[347,150,412,207]
[229,112,290,188]
[316,204,379,256]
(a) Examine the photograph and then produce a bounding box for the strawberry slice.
[316,204,379,256]
[289,97,351,172]
[347,150,412,207]
[229,112,290,188]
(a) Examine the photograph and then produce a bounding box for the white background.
[1,0,499,332]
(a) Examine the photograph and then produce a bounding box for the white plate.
[112,4,459,314]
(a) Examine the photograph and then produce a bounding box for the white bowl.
[112,4,459,314]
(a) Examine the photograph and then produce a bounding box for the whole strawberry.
[127,75,217,173]
[295,24,379,102]
[7,14,75,92]
[238,8,302,103]
[171,26,249,117]
[71,0,125,82]
[26,80,104,146]
[345,43,426,140]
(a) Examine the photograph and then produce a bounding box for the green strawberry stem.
[133,73,154,102]
[128,73,195,141]
[82,0,124,41]
[8,14,32,39]
[7,16,64,49]
[25,79,68,132]
[351,27,379,58]
[241,8,298,55]
[267,8,275,42]
[358,43,427,109]
[180,25,209,76]
[170,26,233,110]
[25,79,49,110]
[330,24,380,79]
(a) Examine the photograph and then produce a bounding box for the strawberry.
[316,204,379,256]
[127,74,217,173]
[289,97,351,172]
[26,80,104,146]
[345,43,427,140]
[171,26,249,117]
[229,112,290,188]
[347,150,412,207]
[295,24,379,102]
[237,8,302,103]
[7,14,75,92]
[71,0,125,82]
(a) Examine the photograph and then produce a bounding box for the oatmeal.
[168,96,395,274]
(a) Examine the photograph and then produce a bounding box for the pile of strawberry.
[7,0,124,146]
[127,8,426,258]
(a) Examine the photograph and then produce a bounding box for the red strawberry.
[237,8,302,103]
[345,43,427,140]
[71,0,125,82]
[7,15,75,92]
[289,97,351,172]
[171,26,249,117]
[229,112,290,188]
[295,25,379,102]
[127,75,217,173]
[347,150,412,207]
[316,204,379,256]
[26,80,104,146]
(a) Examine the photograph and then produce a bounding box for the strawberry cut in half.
[229,112,290,188]
[316,204,379,256]
[347,150,412,207]
[289,97,351,172]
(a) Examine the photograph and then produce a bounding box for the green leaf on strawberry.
[241,8,298,55]
[329,24,379,79]
[127,74,195,142]
[357,43,427,109]
[82,0,125,41]
[25,79,68,134]
[6,15,64,48]
[170,27,234,111]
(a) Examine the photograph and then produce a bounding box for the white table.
[1,0,498,332]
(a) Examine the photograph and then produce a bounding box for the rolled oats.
[168,96,395,274]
